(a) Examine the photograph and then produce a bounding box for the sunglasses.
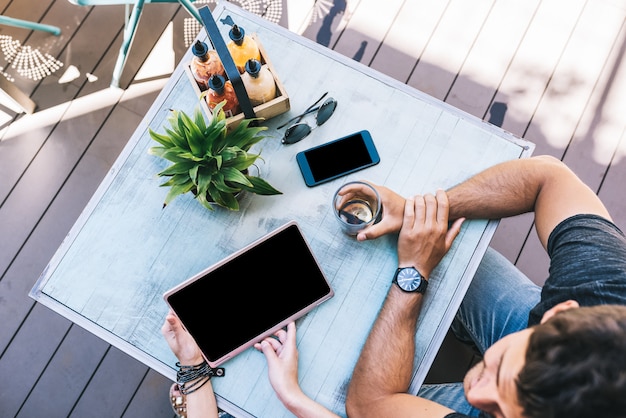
[277,92,338,144]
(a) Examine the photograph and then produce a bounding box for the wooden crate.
[184,34,290,130]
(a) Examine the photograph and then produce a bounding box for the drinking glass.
[332,181,382,236]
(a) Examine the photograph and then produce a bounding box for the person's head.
[463,301,626,418]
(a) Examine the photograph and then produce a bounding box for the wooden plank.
[495,0,587,138]
[300,0,363,48]
[598,129,626,223]
[115,5,191,117]
[122,369,174,418]
[487,0,587,268]
[69,347,149,418]
[406,0,495,101]
[0,0,14,11]
[369,0,449,83]
[524,2,624,158]
[516,1,626,284]
[560,10,626,190]
[0,304,69,418]
[445,0,541,118]
[330,0,404,65]
[0,184,80,356]
[16,324,109,417]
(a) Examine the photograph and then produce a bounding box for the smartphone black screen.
[297,130,380,186]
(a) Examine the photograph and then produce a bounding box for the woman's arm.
[254,322,340,418]
[161,312,219,418]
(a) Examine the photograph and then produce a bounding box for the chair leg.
[0,16,61,36]
[111,0,146,88]
[110,0,202,88]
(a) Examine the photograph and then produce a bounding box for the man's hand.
[398,190,464,278]
[347,182,406,241]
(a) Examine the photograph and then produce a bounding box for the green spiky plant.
[148,101,281,211]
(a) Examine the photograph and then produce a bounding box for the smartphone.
[296,130,380,187]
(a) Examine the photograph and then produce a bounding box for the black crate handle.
[198,6,256,119]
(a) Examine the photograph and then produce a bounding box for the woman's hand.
[254,322,340,417]
[254,322,301,405]
[161,310,205,365]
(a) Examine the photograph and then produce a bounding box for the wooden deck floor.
[0,0,624,416]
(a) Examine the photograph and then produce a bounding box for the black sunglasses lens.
[282,123,312,144]
[316,99,337,126]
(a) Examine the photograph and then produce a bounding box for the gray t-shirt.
[528,214,626,325]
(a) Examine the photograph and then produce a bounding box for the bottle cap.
[229,24,245,45]
[192,40,209,57]
[245,59,261,77]
[208,74,225,93]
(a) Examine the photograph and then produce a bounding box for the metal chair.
[68,0,202,88]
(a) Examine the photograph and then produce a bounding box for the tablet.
[163,221,334,368]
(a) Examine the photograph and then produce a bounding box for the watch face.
[396,268,422,292]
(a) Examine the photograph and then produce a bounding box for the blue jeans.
[418,247,541,416]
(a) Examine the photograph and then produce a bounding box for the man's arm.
[358,156,610,248]
[346,191,463,418]
[446,155,610,248]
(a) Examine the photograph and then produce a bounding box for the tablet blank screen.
[165,222,333,365]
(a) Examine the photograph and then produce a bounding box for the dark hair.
[516,305,626,418]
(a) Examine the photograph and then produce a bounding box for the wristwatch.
[393,267,428,294]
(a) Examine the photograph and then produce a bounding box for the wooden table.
[31,4,533,417]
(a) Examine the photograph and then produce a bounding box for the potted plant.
[148,101,281,211]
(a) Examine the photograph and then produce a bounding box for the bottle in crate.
[227,24,261,74]
[205,74,240,117]
[190,40,225,90]
[241,59,276,106]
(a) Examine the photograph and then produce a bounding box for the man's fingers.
[435,189,450,225]
[446,217,465,248]
[403,196,416,229]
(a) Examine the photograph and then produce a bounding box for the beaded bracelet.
[176,361,225,395]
